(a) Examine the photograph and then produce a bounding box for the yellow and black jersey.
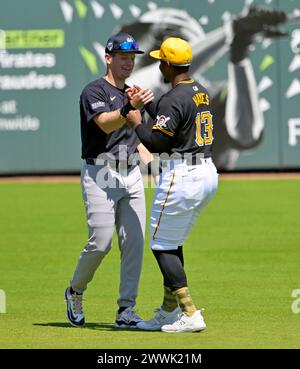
[152,79,213,158]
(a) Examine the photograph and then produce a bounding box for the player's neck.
[172,73,192,87]
[104,74,125,90]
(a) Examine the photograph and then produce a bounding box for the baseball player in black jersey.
[126,37,218,332]
[120,6,288,170]
[65,33,154,328]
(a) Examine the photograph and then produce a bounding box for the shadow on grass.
[33,322,116,331]
[33,322,156,333]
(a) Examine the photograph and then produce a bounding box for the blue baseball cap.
[105,33,144,54]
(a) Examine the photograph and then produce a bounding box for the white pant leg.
[71,162,124,293]
[150,161,218,251]
[115,166,146,308]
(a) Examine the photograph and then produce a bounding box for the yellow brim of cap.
[149,50,161,60]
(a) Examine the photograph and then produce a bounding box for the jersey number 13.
[195,111,213,147]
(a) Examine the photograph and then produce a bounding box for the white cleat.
[137,306,181,331]
[161,309,206,333]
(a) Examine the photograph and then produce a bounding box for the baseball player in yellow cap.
[126,37,218,332]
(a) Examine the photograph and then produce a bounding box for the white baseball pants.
[150,158,218,251]
[71,161,145,308]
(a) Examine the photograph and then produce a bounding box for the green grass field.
[0,178,299,349]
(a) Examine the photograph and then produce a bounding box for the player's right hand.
[125,85,141,100]
[127,87,154,109]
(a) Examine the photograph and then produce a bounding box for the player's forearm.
[137,143,154,165]
[135,125,171,154]
[225,59,264,148]
[144,101,157,121]
[93,110,126,134]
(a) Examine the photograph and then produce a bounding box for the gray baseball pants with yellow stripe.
[70,161,145,308]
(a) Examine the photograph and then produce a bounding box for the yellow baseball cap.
[149,37,193,66]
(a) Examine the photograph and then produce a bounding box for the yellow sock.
[173,287,197,317]
[162,286,178,312]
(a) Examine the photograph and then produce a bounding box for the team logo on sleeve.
[155,115,170,129]
[91,101,105,109]
[152,115,174,137]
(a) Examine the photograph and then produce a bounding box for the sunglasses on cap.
[106,35,144,54]
[117,40,139,51]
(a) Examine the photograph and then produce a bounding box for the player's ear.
[105,53,113,65]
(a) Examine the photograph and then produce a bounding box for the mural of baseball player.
[118,5,289,170]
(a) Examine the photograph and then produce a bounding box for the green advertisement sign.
[0,0,299,173]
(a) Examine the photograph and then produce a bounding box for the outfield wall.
[0,0,299,174]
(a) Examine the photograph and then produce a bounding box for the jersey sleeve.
[152,95,181,138]
[80,85,110,123]
[145,100,158,121]
[135,123,172,154]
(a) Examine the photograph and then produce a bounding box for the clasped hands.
[125,85,153,129]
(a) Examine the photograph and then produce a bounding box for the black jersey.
[80,77,140,159]
[151,80,213,158]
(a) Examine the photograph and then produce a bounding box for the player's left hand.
[126,110,142,129]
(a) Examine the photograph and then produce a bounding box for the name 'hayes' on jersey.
[152,80,214,158]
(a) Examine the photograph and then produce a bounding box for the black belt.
[85,158,98,165]
[85,158,135,169]
[160,156,212,166]
[190,156,212,165]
